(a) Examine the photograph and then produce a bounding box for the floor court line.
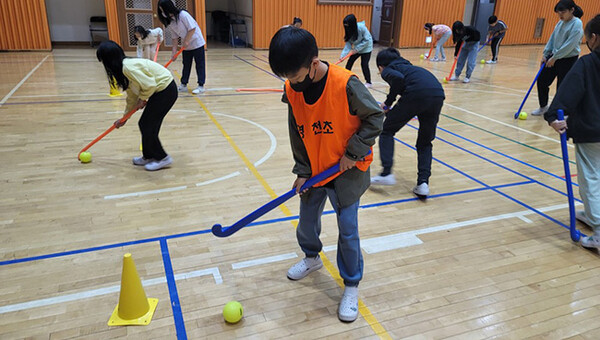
[0,55,49,105]
[160,239,187,340]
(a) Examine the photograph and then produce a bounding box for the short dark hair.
[554,0,583,18]
[158,0,181,26]
[424,23,433,34]
[268,26,318,77]
[488,15,498,25]
[96,40,129,90]
[585,14,600,39]
[134,25,148,39]
[293,17,302,25]
[376,47,400,68]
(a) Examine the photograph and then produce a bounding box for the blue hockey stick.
[557,109,580,242]
[514,63,545,119]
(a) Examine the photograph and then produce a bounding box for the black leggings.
[345,52,372,84]
[138,80,178,160]
[490,36,503,61]
[378,96,444,184]
[181,46,206,86]
[537,56,578,107]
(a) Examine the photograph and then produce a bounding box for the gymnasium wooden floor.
[1,43,599,339]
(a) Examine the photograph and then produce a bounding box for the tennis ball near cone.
[79,152,92,163]
[223,301,243,323]
[518,111,528,120]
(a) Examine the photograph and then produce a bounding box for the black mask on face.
[290,64,315,92]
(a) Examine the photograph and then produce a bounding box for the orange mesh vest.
[286,64,373,187]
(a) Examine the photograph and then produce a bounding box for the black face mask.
[290,65,315,92]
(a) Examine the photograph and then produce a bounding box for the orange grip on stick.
[164,48,183,68]
[334,51,356,65]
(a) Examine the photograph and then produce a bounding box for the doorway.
[205,0,252,48]
[471,0,496,43]
[378,0,402,47]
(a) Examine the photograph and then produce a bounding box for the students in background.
[532,0,584,116]
[424,23,452,62]
[341,14,374,88]
[158,0,207,94]
[134,26,163,60]
[449,21,481,83]
[486,16,508,64]
[370,48,445,199]
[269,26,383,322]
[544,14,600,248]
[96,41,178,171]
[292,17,302,28]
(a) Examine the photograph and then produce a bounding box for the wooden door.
[116,0,195,51]
[378,0,396,46]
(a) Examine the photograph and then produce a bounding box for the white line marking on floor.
[518,215,534,223]
[12,92,106,99]
[0,55,49,105]
[205,87,234,91]
[196,172,240,186]
[0,267,221,314]
[104,185,188,200]
[444,103,571,147]
[232,252,298,269]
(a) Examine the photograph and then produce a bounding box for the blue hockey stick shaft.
[514,63,545,119]
[557,109,580,242]
[477,36,493,53]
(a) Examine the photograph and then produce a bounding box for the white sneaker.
[430,57,440,62]
[192,86,205,94]
[144,155,172,171]
[580,234,600,249]
[462,77,470,83]
[413,183,429,198]
[287,256,323,280]
[441,58,447,62]
[486,60,497,64]
[370,174,396,186]
[364,82,373,89]
[177,84,188,92]
[449,75,459,81]
[338,286,359,322]
[576,210,592,227]
[132,156,153,166]
[531,106,549,116]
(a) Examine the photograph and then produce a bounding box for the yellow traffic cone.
[108,253,158,326]
[108,77,122,97]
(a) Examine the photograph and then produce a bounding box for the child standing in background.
[341,14,374,88]
[532,0,584,116]
[449,21,481,83]
[486,16,508,64]
[544,15,600,248]
[424,23,452,62]
[134,26,163,60]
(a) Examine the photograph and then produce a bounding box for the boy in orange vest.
[268,27,383,322]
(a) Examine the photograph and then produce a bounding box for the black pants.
[181,46,206,86]
[345,52,371,84]
[379,96,444,184]
[139,80,178,160]
[537,56,578,107]
[490,36,503,61]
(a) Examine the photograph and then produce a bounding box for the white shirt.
[166,10,205,50]
[136,27,163,59]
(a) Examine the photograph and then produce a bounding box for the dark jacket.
[545,50,600,143]
[454,26,481,56]
[381,57,445,107]
[284,75,384,208]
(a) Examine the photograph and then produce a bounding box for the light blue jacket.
[543,17,583,60]
[341,21,373,58]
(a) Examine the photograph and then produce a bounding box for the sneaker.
[462,77,470,83]
[370,174,396,186]
[440,58,447,62]
[449,75,459,81]
[576,210,592,227]
[486,59,497,64]
[177,83,188,92]
[364,82,373,89]
[338,286,359,322]
[413,183,430,198]
[531,106,549,116]
[430,57,440,62]
[287,256,323,280]
[580,234,600,249]
[144,155,172,171]
[132,156,153,166]
[192,86,205,94]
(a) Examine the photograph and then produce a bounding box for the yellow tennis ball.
[79,152,92,163]
[481,59,486,64]
[519,111,528,120]
[420,54,424,59]
[442,78,448,83]
[223,301,243,323]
